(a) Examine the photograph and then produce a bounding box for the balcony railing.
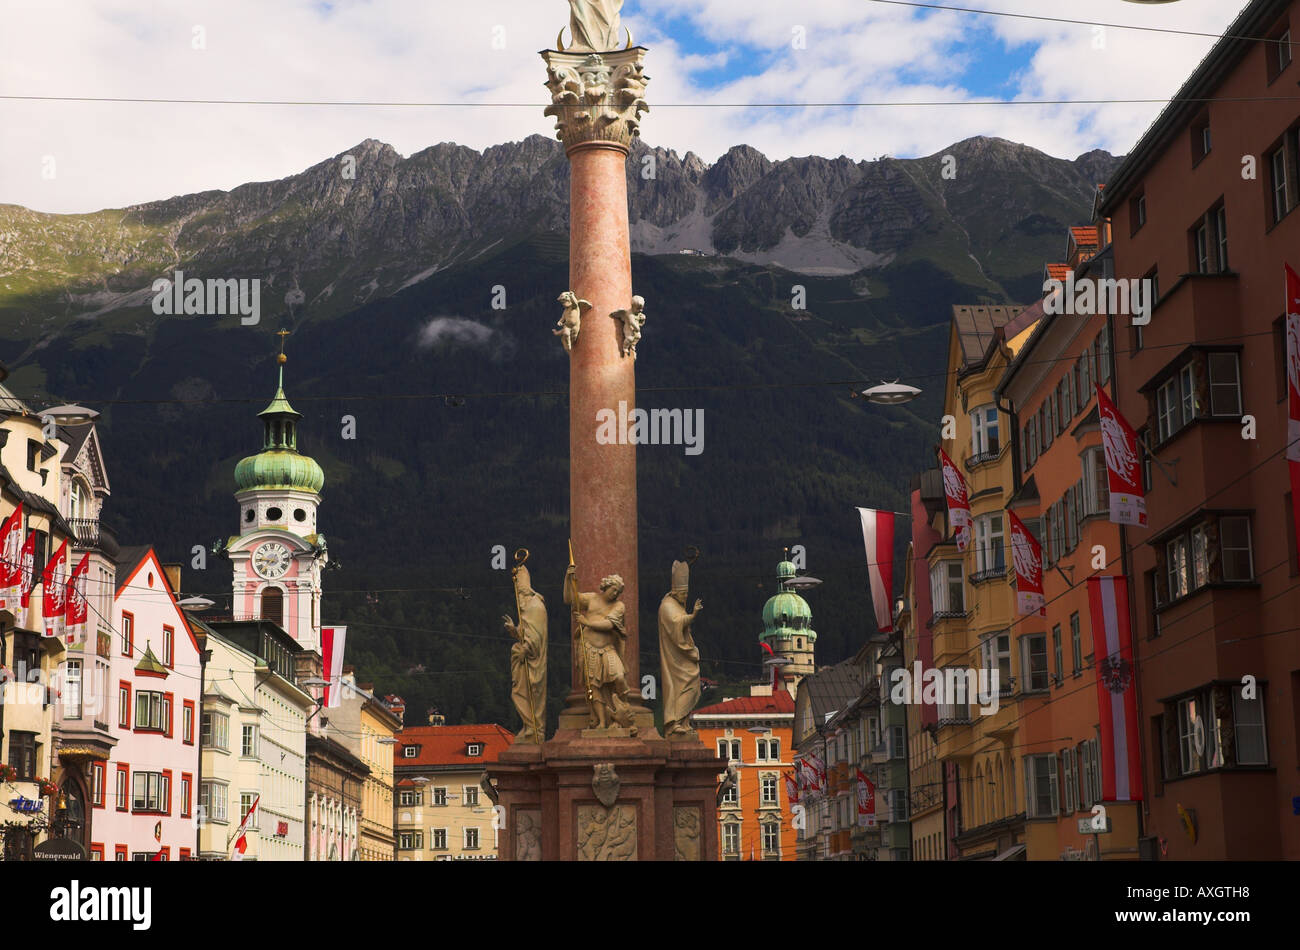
[68,518,118,556]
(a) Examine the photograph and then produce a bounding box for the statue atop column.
[565,561,637,733]
[563,0,626,53]
[504,549,548,743]
[658,556,703,738]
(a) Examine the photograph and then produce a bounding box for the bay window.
[1161,684,1268,778]
[930,561,965,614]
[970,405,999,459]
[973,513,1005,577]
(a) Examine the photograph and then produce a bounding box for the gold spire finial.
[276,329,290,364]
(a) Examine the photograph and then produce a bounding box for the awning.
[992,843,1027,861]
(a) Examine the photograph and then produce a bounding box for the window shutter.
[1048,755,1060,815]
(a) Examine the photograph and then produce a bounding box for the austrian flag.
[856,507,895,633]
[1087,576,1142,801]
[937,449,972,550]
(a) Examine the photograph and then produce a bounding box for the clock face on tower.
[253,541,293,579]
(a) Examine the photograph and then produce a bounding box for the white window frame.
[464,826,480,850]
[402,746,418,758]
[979,632,1011,689]
[1061,748,1077,814]
[970,405,999,458]
[1166,535,1190,600]
[1274,144,1292,222]
[760,773,778,806]
[1020,634,1049,693]
[1279,29,1293,72]
[398,790,420,806]
[432,787,448,807]
[463,785,479,807]
[431,827,448,850]
[1083,448,1108,516]
[64,659,82,719]
[1177,696,1204,775]
[761,821,780,855]
[973,513,1005,575]
[240,724,258,758]
[722,823,740,855]
[1069,613,1083,674]
[930,561,964,614]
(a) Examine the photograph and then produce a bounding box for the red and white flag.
[1007,510,1045,617]
[321,626,347,708]
[230,795,260,861]
[856,507,895,633]
[41,539,68,639]
[938,449,972,550]
[798,757,821,794]
[1096,384,1147,527]
[17,532,37,627]
[1087,576,1142,802]
[784,771,800,806]
[855,767,876,828]
[1284,264,1300,557]
[807,752,827,787]
[64,553,90,645]
[0,504,23,610]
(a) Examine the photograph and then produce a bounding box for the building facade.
[691,685,795,861]
[394,724,513,861]
[0,378,76,860]
[91,549,202,861]
[1098,0,1300,860]
[194,618,310,861]
[332,670,402,861]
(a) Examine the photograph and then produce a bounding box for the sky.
[0,0,1254,214]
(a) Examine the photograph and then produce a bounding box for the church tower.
[760,552,817,696]
[227,335,328,652]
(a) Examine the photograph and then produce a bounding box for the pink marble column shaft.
[566,140,641,714]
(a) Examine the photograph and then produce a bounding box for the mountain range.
[0,134,1119,727]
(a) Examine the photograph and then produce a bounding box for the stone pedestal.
[492,734,723,861]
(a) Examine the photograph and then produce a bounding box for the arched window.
[261,587,284,625]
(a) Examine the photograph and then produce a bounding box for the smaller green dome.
[234,450,324,494]
[761,554,816,643]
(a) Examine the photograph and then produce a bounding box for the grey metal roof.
[951,305,1024,372]
[801,659,864,731]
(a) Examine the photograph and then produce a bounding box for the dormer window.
[467,743,483,757]
[402,745,419,758]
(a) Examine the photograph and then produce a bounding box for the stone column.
[541,39,651,731]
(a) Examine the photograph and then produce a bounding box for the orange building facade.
[691,688,796,861]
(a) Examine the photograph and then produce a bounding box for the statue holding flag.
[504,549,548,743]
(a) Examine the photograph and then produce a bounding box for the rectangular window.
[1021,634,1049,693]
[1272,144,1292,223]
[116,766,128,811]
[1208,352,1241,416]
[1220,516,1254,581]
[64,659,82,719]
[432,787,447,807]
[970,405,999,458]
[1191,525,1210,589]
[181,774,192,818]
[1215,206,1229,270]
[92,761,105,808]
[464,786,479,806]
[183,702,194,745]
[762,822,780,854]
[118,682,131,728]
[1130,193,1147,233]
[8,731,37,780]
[241,724,258,758]
[1024,754,1059,818]
[399,790,420,806]
[120,612,134,656]
[202,712,229,751]
[398,831,422,850]
[134,691,166,731]
[464,827,480,850]
[929,561,964,614]
[761,775,778,805]
[1167,535,1190,600]
[723,824,740,855]
[1177,696,1208,775]
[200,783,228,822]
[1280,29,1294,73]
[239,792,258,829]
[1044,396,1056,449]
[432,828,447,850]
[132,771,166,812]
[1069,613,1083,674]
[1233,692,1268,765]
[163,626,174,668]
[973,513,1005,575]
[979,633,1012,689]
[1084,448,1108,515]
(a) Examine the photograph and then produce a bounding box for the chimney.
[162,563,182,593]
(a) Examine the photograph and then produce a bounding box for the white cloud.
[0,0,1253,213]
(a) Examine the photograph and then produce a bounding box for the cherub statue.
[614,295,646,358]
[555,291,592,353]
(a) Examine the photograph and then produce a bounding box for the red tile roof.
[394,723,514,767]
[1069,226,1098,247]
[1045,263,1072,282]
[692,689,795,718]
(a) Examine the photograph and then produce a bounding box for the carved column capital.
[541,47,649,155]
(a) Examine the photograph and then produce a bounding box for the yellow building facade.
[928,305,1039,860]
